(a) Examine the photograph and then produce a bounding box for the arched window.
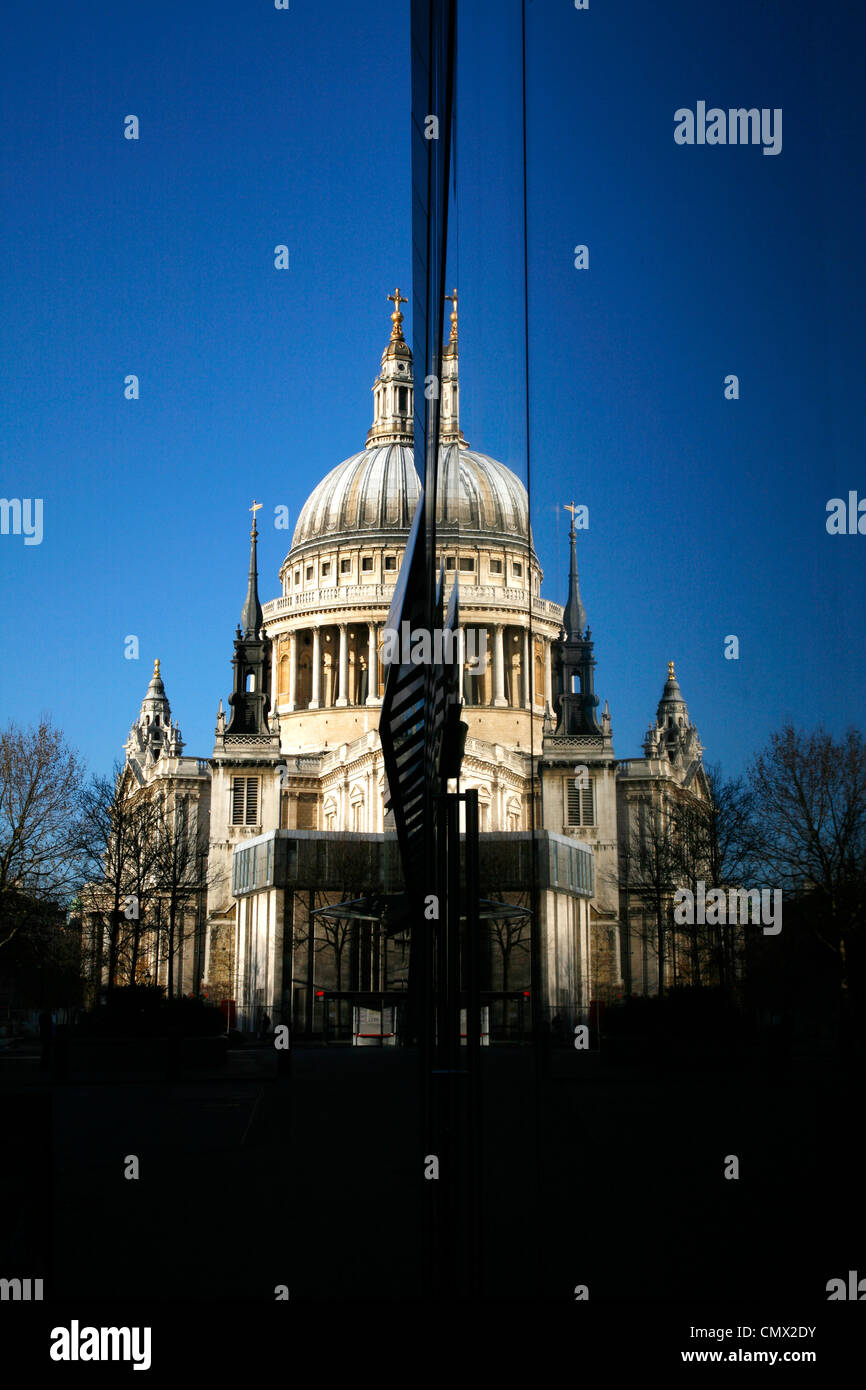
[534,641,545,706]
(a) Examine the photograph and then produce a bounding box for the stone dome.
[290,442,535,557]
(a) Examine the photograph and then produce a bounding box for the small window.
[321,562,330,577]
[445,556,456,570]
[296,793,317,830]
[231,776,259,827]
[458,557,475,572]
[294,569,300,585]
[305,566,313,581]
[489,559,502,575]
[384,556,396,571]
[361,557,373,572]
[513,562,523,578]
[340,558,351,574]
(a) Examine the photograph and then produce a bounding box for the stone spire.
[367,288,414,446]
[125,659,183,770]
[551,512,601,736]
[440,288,467,446]
[140,658,171,724]
[223,504,277,742]
[646,661,703,767]
[240,501,263,638]
[562,501,588,640]
[656,661,688,727]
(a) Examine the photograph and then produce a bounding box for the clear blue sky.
[1,0,863,780]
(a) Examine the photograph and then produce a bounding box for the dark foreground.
[1,1039,861,1304]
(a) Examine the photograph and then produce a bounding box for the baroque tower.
[540,510,622,998]
[204,506,282,1008]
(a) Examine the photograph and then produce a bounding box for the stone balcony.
[262,584,563,625]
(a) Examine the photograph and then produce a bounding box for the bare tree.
[489,914,530,995]
[700,763,756,989]
[620,794,679,998]
[670,797,709,987]
[77,764,139,992]
[487,910,529,1034]
[123,794,162,986]
[153,793,209,999]
[0,718,84,951]
[748,725,866,1003]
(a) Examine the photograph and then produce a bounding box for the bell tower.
[366,288,415,447]
[552,503,601,736]
[225,501,276,739]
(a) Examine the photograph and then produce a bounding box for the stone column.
[366,622,378,704]
[522,628,531,709]
[336,623,349,706]
[544,638,553,709]
[287,632,297,712]
[493,624,507,707]
[310,627,321,708]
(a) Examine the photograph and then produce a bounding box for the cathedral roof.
[288,290,535,561]
[289,442,535,556]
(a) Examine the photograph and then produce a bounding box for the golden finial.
[153,659,160,678]
[668,661,675,680]
[387,287,407,341]
[564,500,578,534]
[249,498,262,537]
[445,287,458,342]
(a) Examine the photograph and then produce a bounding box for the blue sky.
[1,0,863,780]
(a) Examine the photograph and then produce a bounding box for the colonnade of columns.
[273,620,555,713]
[276,622,384,712]
[463,623,554,711]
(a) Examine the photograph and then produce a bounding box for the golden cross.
[387,288,407,340]
[250,499,263,519]
[445,287,458,340]
[564,500,579,534]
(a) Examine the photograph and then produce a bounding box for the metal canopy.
[312,893,530,925]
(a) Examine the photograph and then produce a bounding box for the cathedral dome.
[290,442,534,557]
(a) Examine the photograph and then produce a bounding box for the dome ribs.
[288,444,534,555]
